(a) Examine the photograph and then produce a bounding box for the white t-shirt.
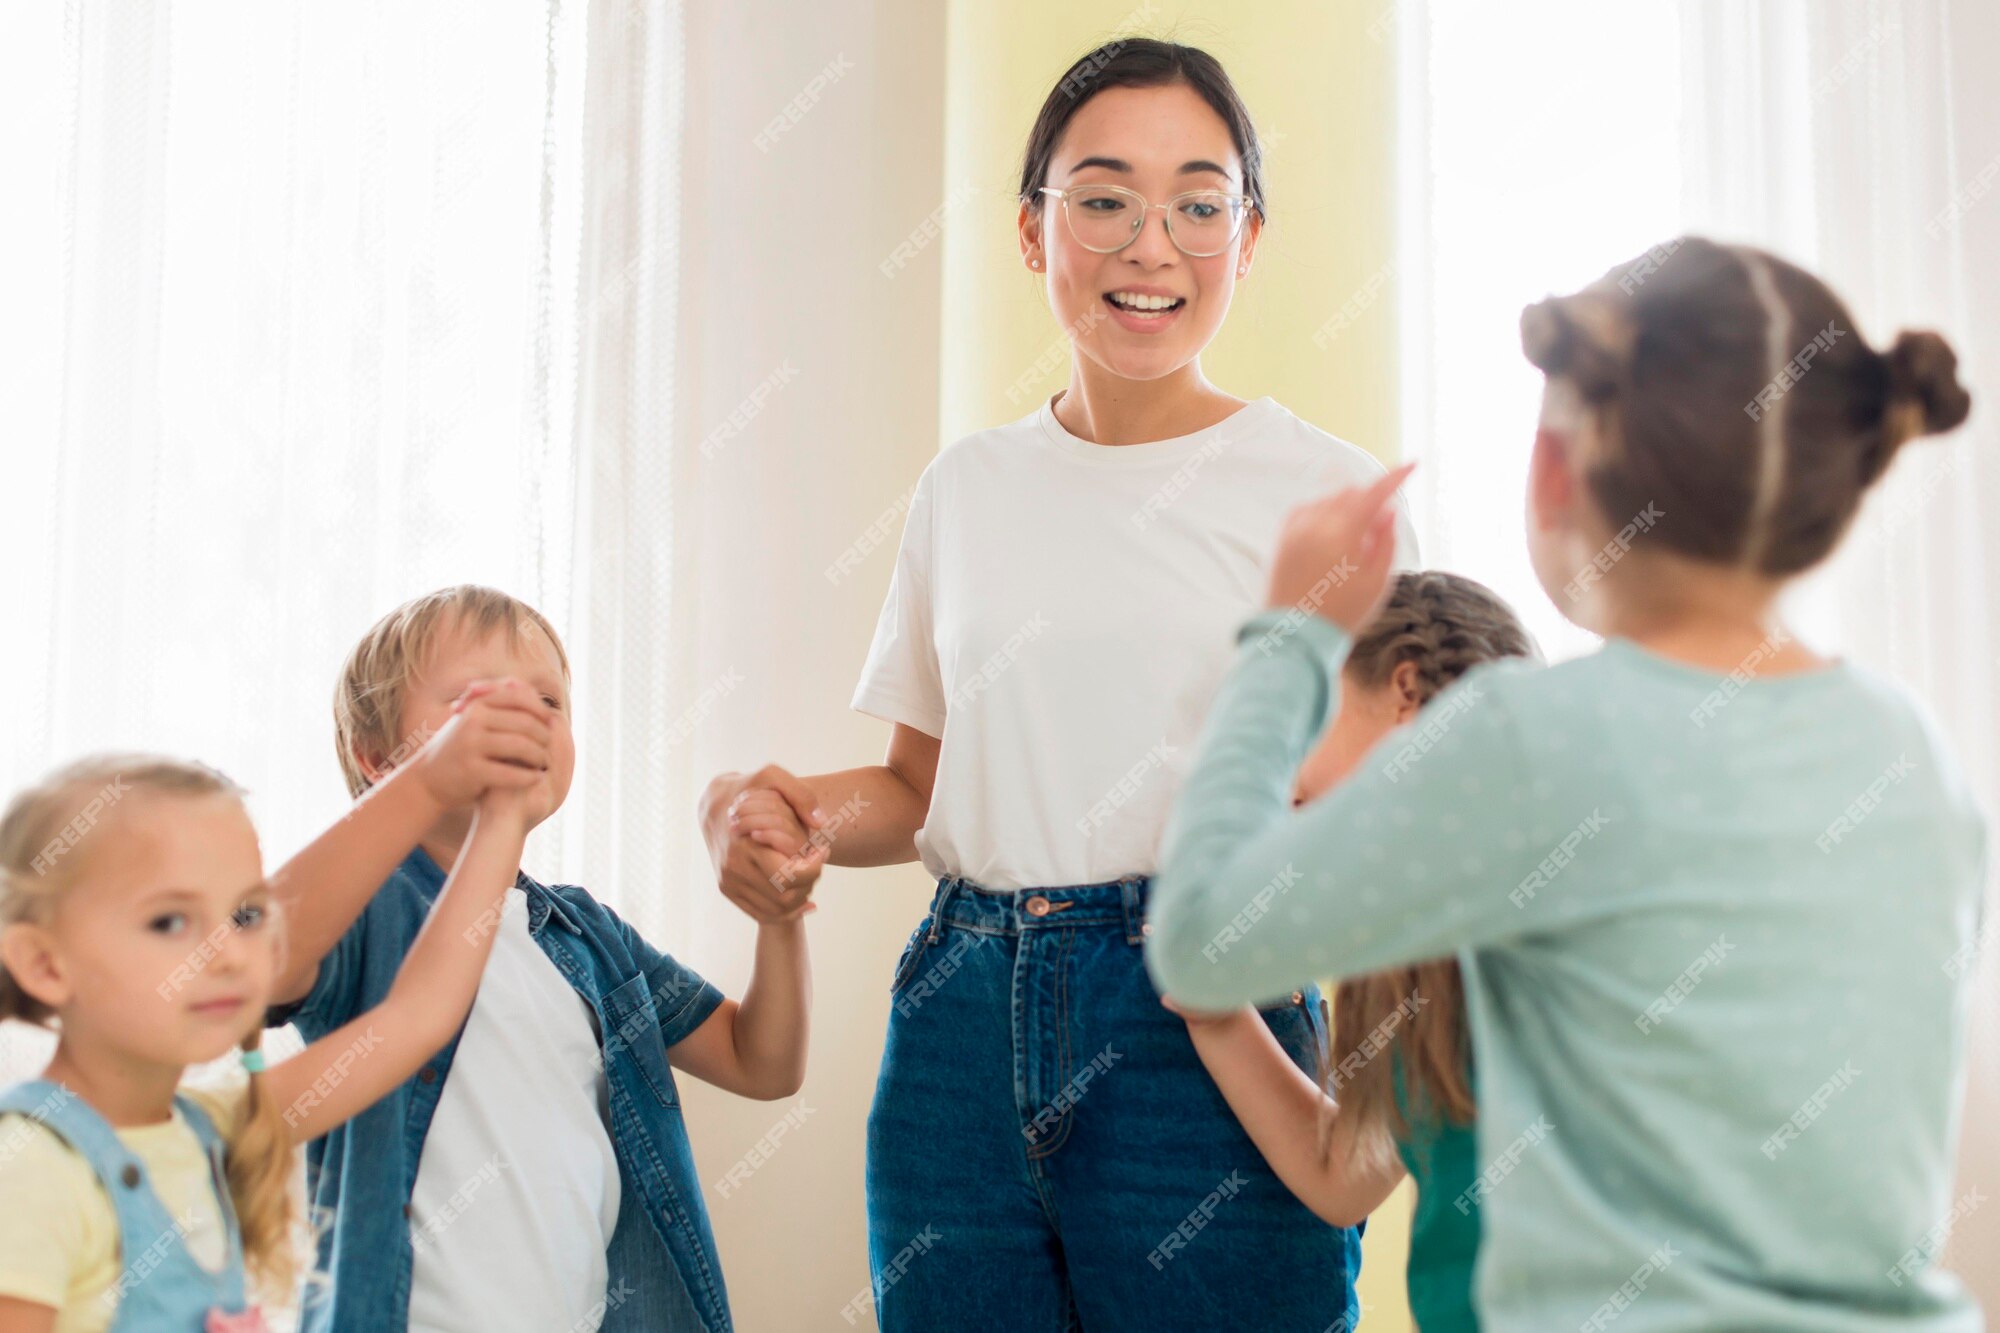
[407,886,621,1333]
[852,394,1418,890]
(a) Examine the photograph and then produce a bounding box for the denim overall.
[0,1079,253,1331]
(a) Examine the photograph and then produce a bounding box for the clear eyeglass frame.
[1037,184,1254,258]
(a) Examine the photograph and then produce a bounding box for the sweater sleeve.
[1145,608,1586,1009]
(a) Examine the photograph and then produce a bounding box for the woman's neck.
[1052,355,1247,446]
[44,1034,185,1128]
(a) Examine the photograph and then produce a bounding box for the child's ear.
[351,742,387,789]
[1528,427,1577,532]
[0,922,71,1012]
[1388,661,1425,723]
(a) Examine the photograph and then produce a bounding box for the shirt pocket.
[601,972,681,1109]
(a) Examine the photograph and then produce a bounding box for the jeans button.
[1140,922,1154,937]
[1025,895,1051,917]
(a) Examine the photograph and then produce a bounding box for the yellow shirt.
[0,1082,245,1333]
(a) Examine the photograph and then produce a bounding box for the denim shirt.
[270,848,730,1332]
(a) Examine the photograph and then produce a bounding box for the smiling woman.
[697,35,1418,1333]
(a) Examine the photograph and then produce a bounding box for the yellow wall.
[940,1,1403,456]
[938,3,1415,1328]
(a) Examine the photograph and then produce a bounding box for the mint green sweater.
[1147,611,1985,1332]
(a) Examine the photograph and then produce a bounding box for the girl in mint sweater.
[1148,237,1983,1332]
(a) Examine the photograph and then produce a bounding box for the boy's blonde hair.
[0,755,300,1304]
[333,585,571,797]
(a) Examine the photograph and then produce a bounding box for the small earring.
[1029,257,1041,269]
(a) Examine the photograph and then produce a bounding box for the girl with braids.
[1167,571,1538,1333]
[1149,238,1983,1330]
[0,741,545,1332]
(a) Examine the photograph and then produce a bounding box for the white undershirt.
[852,395,1417,890]
[407,886,620,1333]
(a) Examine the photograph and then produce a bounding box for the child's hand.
[409,678,554,810]
[475,778,538,833]
[1265,462,1415,633]
[1160,995,1258,1031]
[721,787,825,923]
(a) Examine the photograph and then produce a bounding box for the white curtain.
[1405,0,1998,1305]
[0,0,704,1080]
[1679,0,2000,1304]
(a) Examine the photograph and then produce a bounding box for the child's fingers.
[729,788,804,823]
[481,759,544,789]
[451,679,504,711]
[1357,461,1417,517]
[476,730,551,769]
[743,826,808,857]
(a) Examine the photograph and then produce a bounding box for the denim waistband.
[927,874,1152,947]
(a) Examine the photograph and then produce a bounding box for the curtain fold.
[0,0,707,1074]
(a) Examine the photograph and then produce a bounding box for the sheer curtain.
[1403,0,1998,1304]
[0,0,703,1080]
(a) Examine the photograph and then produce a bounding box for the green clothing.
[1148,612,1984,1332]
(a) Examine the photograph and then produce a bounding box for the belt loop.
[927,877,957,944]
[1121,876,1146,946]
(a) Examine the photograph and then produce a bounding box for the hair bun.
[1520,294,1628,403]
[1884,329,1972,438]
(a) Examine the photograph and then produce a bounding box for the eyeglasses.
[1037,185,1254,259]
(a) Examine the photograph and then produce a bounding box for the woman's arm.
[262,790,530,1143]
[666,915,813,1099]
[699,722,940,922]
[1176,1006,1406,1227]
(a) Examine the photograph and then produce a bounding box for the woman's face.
[1020,82,1261,385]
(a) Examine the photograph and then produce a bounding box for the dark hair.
[1018,38,1268,221]
[1521,236,1972,576]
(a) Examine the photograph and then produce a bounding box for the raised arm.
[1145,464,1558,1007]
[267,680,552,1005]
[263,787,530,1143]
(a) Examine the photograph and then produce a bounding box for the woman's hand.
[1264,462,1415,633]
[699,766,824,924]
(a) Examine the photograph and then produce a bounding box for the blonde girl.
[0,716,547,1330]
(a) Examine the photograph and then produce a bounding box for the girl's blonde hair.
[1326,574,1538,1170]
[0,755,300,1304]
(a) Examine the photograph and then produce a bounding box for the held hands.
[702,765,826,926]
[1264,462,1416,634]
[409,677,555,812]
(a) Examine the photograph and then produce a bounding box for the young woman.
[701,39,1413,1333]
[1146,237,1981,1330]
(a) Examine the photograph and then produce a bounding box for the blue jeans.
[865,875,1362,1332]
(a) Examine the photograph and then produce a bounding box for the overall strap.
[173,1092,251,1312]
[0,1080,138,1188]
